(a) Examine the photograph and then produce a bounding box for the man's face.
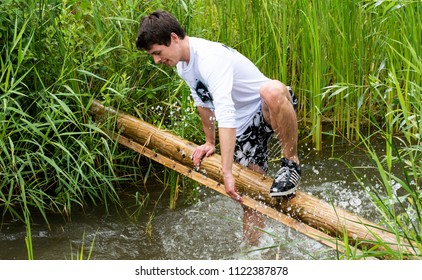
[147,33,181,67]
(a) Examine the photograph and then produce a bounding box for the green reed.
[68,232,96,260]
[168,0,420,152]
[0,0,140,224]
[334,46,421,258]
[1,0,421,259]
[4,0,419,151]
[339,131,421,259]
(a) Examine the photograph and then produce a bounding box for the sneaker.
[270,158,301,197]
[288,87,298,112]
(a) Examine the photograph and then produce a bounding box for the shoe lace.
[274,166,290,183]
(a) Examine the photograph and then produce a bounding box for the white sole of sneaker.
[269,186,298,197]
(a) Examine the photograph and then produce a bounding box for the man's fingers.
[205,149,215,157]
[228,191,243,203]
[191,150,204,166]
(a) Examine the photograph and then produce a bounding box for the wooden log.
[88,99,417,256]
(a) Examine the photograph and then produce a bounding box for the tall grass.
[340,130,421,259]
[165,0,420,151]
[1,0,421,259]
[333,18,422,258]
[0,0,141,223]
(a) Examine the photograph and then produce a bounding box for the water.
[0,140,383,260]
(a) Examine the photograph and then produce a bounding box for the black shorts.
[234,108,273,172]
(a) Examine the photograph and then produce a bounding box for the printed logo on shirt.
[195,81,213,105]
[222,44,235,53]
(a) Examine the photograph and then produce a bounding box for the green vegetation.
[0,0,420,259]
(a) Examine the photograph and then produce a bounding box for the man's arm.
[219,127,243,202]
[192,107,242,202]
[191,106,216,167]
[197,106,216,146]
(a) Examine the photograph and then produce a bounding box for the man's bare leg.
[242,206,265,246]
[260,80,299,164]
[242,163,266,246]
[260,80,301,197]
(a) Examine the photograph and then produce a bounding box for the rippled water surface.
[0,140,384,260]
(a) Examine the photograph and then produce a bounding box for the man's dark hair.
[136,10,186,51]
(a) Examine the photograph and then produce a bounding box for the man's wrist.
[222,169,233,177]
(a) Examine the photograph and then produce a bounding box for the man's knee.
[260,80,291,105]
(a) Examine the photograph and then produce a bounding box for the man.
[136,10,301,246]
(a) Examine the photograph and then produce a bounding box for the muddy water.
[0,140,382,260]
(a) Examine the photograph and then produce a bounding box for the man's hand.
[224,172,243,203]
[191,142,215,167]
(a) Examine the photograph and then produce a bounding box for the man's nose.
[152,55,161,64]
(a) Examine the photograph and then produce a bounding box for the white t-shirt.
[176,37,270,136]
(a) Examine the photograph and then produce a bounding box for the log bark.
[88,99,417,256]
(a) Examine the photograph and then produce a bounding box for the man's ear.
[170,32,179,43]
